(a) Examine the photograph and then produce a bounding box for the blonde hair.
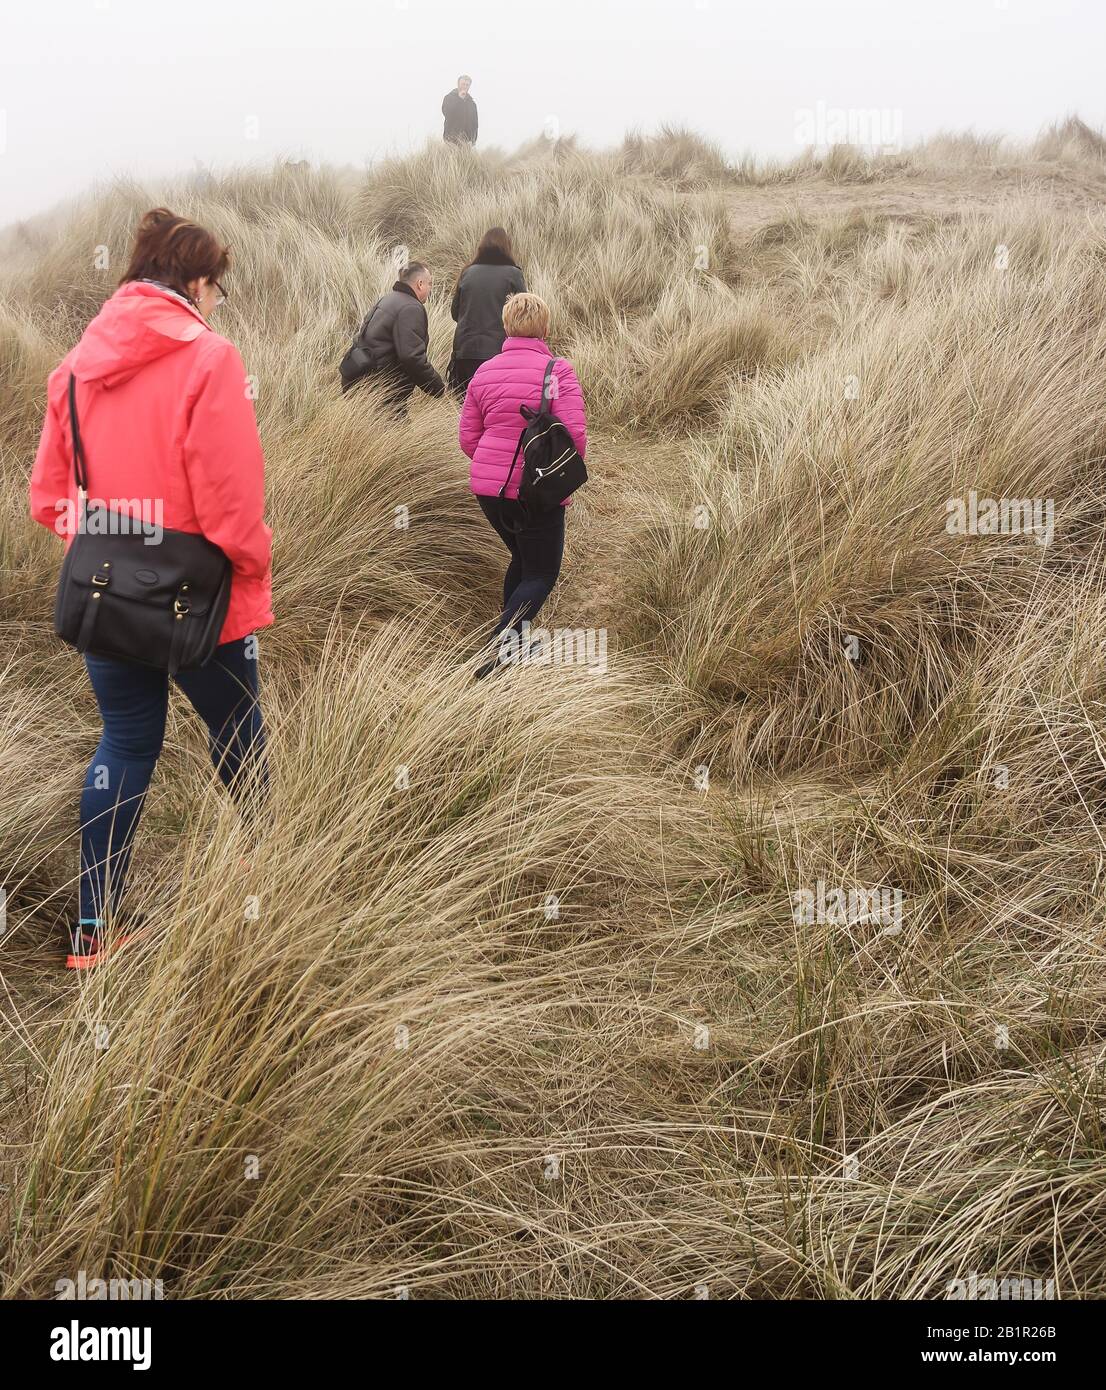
[502,291,550,339]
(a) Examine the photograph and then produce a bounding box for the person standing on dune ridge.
[442,75,478,145]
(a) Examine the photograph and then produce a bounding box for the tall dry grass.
[2,124,1106,1298]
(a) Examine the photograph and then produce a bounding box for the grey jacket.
[348,282,445,401]
[450,258,526,362]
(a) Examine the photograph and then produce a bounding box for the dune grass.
[2,123,1106,1298]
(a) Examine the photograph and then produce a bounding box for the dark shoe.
[474,645,518,680]
[474,656,500,680]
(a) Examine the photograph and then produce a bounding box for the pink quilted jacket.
[458,337,587,501]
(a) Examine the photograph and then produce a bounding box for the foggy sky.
[1,0,1103,224]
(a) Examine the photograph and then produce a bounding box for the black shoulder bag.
[498,358,587,528]
[53,374,232,674]
[339,299,383,392]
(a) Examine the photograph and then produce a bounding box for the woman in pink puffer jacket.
[458,292,587,671]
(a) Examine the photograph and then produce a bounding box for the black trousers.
[448,356,485,396]
[476,496,566,637]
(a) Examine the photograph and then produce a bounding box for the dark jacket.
[347,281,445,403]
[450,251,526,363]
[442,90,478,144]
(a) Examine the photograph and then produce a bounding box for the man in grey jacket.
[343,262,446,412]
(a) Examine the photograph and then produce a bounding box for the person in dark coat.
[343,262,445,414]
[448,228,526,395]
[442,75,478,145]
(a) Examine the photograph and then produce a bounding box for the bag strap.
[357,297,382,348]
[497,358,559,500]
[498,433,525,500]
[67,373,89,497]
[539,356,558,413]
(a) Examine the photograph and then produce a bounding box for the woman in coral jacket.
[29,208,273,969]
[458,292,587,677]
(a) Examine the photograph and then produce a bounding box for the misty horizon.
[2,0,1105,224]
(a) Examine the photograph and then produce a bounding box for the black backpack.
[53,374,232,675]
[498,357,587,519]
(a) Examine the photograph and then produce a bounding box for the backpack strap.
[539,356,558,413]
[497,357,560,501]
[498,433,525,500]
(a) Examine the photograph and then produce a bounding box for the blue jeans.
[79,637,267,929]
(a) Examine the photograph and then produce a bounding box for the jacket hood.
[70,281,209,389]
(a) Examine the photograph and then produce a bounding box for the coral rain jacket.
[30,281,272,645]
